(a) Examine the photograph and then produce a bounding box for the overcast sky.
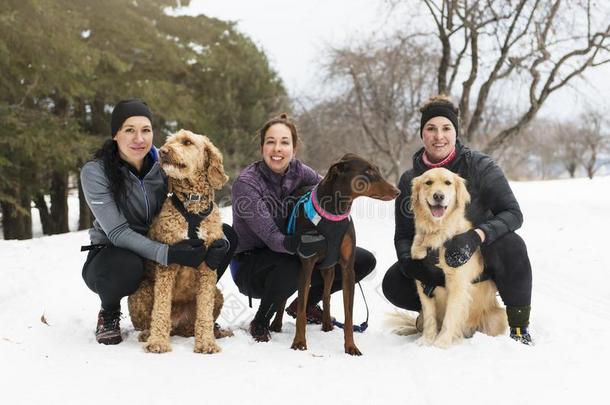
[181,0,610,119]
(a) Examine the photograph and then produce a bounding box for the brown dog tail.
[385,311,419,336]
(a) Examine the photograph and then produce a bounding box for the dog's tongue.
[430,205,446,218]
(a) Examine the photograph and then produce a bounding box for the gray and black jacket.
[394,140,523,262]
[80,147,169,264]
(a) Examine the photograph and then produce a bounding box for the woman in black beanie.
[80,99,236,345]
[382,94,534,345]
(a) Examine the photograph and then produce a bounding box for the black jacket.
[394,140,523,262]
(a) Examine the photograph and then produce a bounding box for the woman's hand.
[167,239,207,268]
[204,239,230,269]
[443,229,483,268]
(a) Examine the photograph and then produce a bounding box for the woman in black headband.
[382,95,534,345]
[79,99,235,345]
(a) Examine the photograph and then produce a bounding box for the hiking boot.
[95,309,122,345]
[510,327,533,345]
[285,298,335,325]
[249,320,271,342]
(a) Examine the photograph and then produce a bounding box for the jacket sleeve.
[394,170,415,261]
[80,162,169,264]
[231,178,290,254]
[471,154,523,245]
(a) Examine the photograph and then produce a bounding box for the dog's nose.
[433,192,444,202]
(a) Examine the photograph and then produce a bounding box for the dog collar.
[311,186,351,222]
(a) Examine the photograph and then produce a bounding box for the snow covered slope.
[1,176,609,404]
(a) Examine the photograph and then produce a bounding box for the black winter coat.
[394,140,523,263]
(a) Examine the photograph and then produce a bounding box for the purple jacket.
[232,159,321,254]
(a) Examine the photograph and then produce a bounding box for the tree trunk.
[49,171,69,234]
[33,194,53,235]
[586,165,594,179]
[78,173,92,230]
[1,190,32,240]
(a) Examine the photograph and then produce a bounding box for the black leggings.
[233,247,376,325]
[82,223,238,311]
[382,232,532,312]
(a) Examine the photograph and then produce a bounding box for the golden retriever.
[409,167,507,347]
[128,129,229,354]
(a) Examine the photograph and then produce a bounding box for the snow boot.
[95,309,122,345]
[507,305,532,345]
[249,320,271,342]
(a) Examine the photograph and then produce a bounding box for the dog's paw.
[194,340,222,354]
[415,334,435,346]
[291,340,307,351]
[144,338,172,353]
[433,334,453,349]
[322,322,334,332]
[345,344,362,356]
[138,330,150,342]
[214,326,234,339]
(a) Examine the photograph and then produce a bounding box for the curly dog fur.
[128,129,230,354]
[410,168,507,348]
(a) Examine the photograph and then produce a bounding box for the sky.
[176,0,610,119]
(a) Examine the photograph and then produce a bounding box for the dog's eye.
[425,180,433,186]
[182,140,192,146]
[445,180,452,185]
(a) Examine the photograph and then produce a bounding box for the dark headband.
[110,99,153,137]
[420,105,459,138]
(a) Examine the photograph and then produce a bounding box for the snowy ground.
[1,176,609,404]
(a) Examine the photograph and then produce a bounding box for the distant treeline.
[0,0,288,239]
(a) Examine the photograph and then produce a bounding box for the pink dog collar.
[311,187,351,222]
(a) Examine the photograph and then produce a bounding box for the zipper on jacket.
[129,171,151,224]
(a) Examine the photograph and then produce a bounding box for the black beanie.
[110,99,153,137]
[420,104,459,138]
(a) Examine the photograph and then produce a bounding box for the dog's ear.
[455,174,470,209]
[325,158,349,182]
[204,137,229,190]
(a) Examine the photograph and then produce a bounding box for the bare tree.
[554,121,583,178]
[312,35,437,181]
[389,0,610,154]
[578,109,610,178]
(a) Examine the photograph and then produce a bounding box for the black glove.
[167,239,207,268]
[283,232,327,259]
[443,229,482,268]
[204,238,230,269]
[398,248,445,292]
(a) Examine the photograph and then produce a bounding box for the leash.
[332,281,369,333]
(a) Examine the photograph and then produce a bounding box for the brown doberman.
[271,153,400,355]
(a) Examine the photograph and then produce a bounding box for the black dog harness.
[171,193,213,239]
[287,186,351,269]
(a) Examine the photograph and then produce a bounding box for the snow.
[1,176,609,404]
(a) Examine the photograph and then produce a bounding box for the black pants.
[233,247,376,325]
[382,232,532,312]
[82,223,238,311]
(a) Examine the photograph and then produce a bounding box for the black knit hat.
[420,104,459,138]
[110,99,153,137]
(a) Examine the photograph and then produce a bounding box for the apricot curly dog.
[128,129,231,354]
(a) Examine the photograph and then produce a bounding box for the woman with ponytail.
[80,99,236,345]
